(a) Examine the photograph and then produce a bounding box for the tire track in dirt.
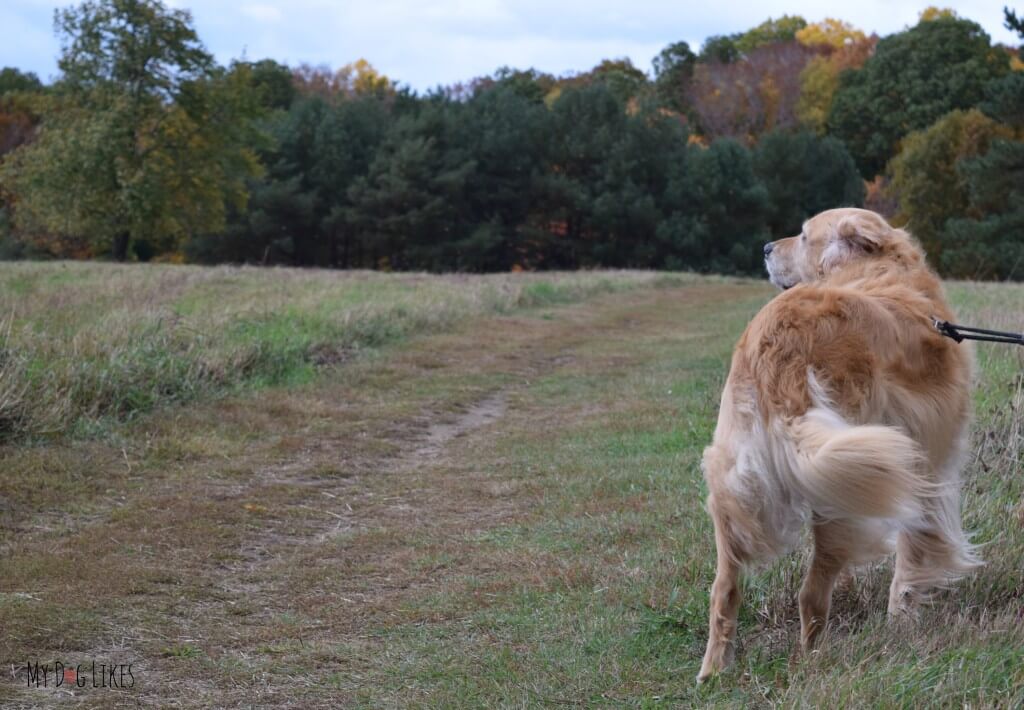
[218,389,512,586]
[403,391,509,467]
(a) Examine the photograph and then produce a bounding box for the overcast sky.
[1,1,1019,90]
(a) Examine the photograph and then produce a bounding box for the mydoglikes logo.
[25,660,135,689]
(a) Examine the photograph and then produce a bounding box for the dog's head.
[763,208,918,290]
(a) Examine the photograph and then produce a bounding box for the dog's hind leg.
[888,469,981,616]
[799,517,854,651]
[888,527,944,616]
[887,523,980,616]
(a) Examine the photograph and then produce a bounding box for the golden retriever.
[697,208,979,683]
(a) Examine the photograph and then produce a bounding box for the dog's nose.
[763,242,775,257]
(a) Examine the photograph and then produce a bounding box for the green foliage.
[887,109,1012,262]
[446,86,551,269]
[486,67,557,103]
[0,68,43,96]
[347,97,475,270]
[0,0,262,260]
[698,35,740,63]
[545,84,678,268]
[657,139,770,273]
[241,58,297,111]
[0,71,45,257]
[942,139,1024,279]
[1,5,1022,281]
[54,0,211,95]
[754,129,865,236]
[734,15,808,54]
[653,42,697,114]
[939,39,1024,280]
[828,16,1008,176]
[1008,7,1024,39]
[697,16,806,65]
[980,72,1024,126]
[571,58,650,105]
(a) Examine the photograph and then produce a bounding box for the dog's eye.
[801,234,807,242]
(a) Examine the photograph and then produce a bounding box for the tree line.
[0,1,1021,278]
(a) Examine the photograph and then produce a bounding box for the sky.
[1,1,1020,91]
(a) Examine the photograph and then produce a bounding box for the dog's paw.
[697,643,734,684]
[887,584,921,620]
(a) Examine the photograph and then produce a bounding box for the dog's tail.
[788,408,934,521]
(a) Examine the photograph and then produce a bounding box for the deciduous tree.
[0,0,262,260]
[795,35,876,133]
[734,15,807,53]
[828,15,1008,176]
[688,42,819,140]
[887,109,1012,261]
[795,18,866,49]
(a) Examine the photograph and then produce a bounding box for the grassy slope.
[0,265,1021,708]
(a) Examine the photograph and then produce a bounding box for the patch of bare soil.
[405,391,508,466]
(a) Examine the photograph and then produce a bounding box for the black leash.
[932,317,1024,346]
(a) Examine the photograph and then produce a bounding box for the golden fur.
[697,208,979,683]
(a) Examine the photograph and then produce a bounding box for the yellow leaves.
[294,59,394,99]
[919,7,958,23]
[796,33,877,133]
[796,56,839,133]
[796,18,866,49]
[242,503,268,514]
[337,58,393,96]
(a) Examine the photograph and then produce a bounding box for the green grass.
[341,280,1024,708]
[0,263,694,439]
[0,267,1021,707]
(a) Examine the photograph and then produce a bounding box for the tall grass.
[0,262,693,438]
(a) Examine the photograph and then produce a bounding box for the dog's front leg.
[697,547,742,683]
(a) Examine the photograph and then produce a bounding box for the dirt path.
[404,391,509,466]
[0,281,764,708]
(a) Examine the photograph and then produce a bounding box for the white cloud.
[1,0,1019,90]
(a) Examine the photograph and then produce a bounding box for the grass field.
[0,264,1021,708]
[0,264,684,439]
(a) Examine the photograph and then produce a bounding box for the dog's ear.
[820,212,890,272]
